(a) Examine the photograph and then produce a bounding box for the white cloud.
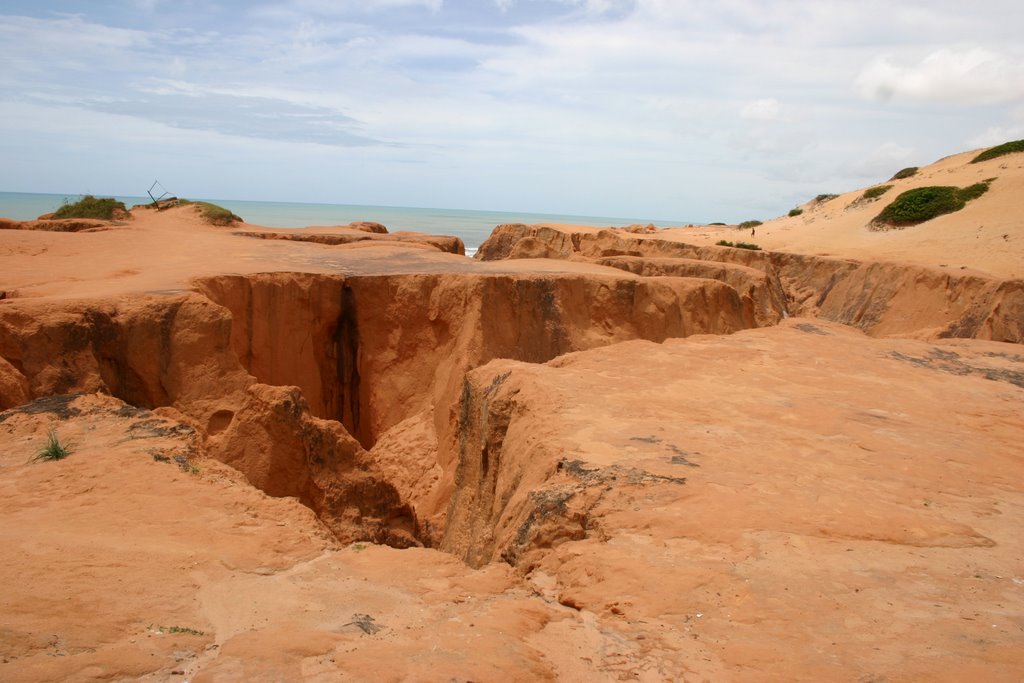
[843,142,916,179]
[290,0,443,14]
[855,48,1024,105]
[967,107,1024,148]
[740,98,781,122]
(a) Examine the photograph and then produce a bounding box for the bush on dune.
[862,185,893,200]
[52,195,127,220]
[872,181,991,228]
[738,220,762,229]
[971,139,1024,164]
[179,199,243,226]
[890,167,919,180]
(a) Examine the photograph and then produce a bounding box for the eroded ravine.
[0,263,771,552]
[1,231,1020,563]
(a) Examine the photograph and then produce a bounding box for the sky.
[1,0,1023,222]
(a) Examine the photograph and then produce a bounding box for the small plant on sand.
[788,208,803,217]
[872,181,991,228]
[708,222,727,226]
[52,195,127,220]
[178,199,242,226]
[738,220,762,230]
[890,166,919,180]
[814,193,839,203]
[862,185,893,200]
[32,430,72,462]
[971,139,1024,164]
[151,625,206,636]
[716,240,761,250]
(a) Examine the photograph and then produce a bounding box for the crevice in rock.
[334,284,362,446]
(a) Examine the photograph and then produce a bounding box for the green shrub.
[180,200,242,226]
[862,185,893,200]
[891,166,919,180]
[788,208,803,217]
[738,220,762,229]
[814,194,839,203]
[708,222,727,226]
[52,195,127,220]
[957,182,991,202]
[32,430,72,462]
[716,240,761,250]
[971,139,1024,163]
[873,182,990,227]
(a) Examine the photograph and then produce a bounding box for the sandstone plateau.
[1,149,1023,682]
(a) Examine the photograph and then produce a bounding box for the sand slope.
[650,149,1024,279]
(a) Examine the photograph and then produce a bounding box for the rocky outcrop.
[477,223,1024,343]
[0,355,29,410]
[0,293,415,546]
[233,229,465,255]
[347,221,389,234]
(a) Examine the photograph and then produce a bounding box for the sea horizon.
[0,191,688,253]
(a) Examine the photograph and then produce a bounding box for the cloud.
[843,141,916,178]
[289,0,444,14]
[967,107,1024,148]
[740,98,781,122]
[855,48,1024,105]
[86,82,383,147]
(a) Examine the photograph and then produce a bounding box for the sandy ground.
[2,321,1022,681]
[0,395,602,682]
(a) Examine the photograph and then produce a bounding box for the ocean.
[0,192,684,255]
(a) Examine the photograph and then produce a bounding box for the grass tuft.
[32,430,72,462]
[890,166,919,180]
[814,193,839,203]
[971,140,1024,164]
[52,195,127,220]
[862,185,893,200]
